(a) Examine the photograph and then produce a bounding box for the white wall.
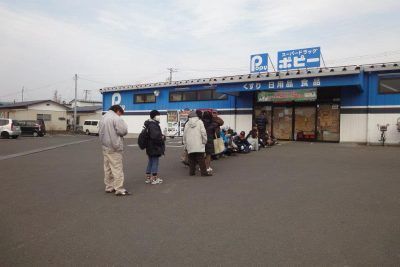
[120,113,253,135]
[121,115,168,134]
[341,113,400,144]
[235,114,253,133]
[366,113,400,144]
[340,114,367,143]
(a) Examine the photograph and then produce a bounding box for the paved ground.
[0,136,399,266]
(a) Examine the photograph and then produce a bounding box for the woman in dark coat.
[144,110,165,185]
[201,111,219,172]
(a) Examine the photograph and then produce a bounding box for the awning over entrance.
[215,73,363,94]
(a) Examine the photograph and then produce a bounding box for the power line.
[0,79,72,99]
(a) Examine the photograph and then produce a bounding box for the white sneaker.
[207,167,213,172]
[151,178,163,185]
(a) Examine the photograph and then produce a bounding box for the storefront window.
[134,93,156,103]
[198,90,212,100]
[169,92,182,102]
[273,107,292,140]
[295,107,316,141]
[182,91,197,101]
[378,77,400,94]
[317,104,340,141]
[213,91,228,100]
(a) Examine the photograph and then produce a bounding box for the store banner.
[278,47,321,71]
[257,89,317,102]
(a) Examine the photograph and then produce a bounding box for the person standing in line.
[256,110,268,144]
[144,110,165,185]
[183,110,211,176]
[201,111,219,173]
[99,105,130,196]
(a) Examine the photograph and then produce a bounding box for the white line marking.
[0,139,94,161]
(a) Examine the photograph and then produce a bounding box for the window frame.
[134,93,157,104]
[37,114,51,121]
[378,76,400,95]
[169,89,228,102]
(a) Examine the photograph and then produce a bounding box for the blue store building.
[100,62,400,144]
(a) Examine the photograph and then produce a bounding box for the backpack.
[138,125,149,150]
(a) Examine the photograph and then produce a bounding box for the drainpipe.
[365,68,370,145]
[234,94,237,130]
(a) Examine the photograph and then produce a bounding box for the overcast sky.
[1,0,400,102]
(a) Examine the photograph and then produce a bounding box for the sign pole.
[268,55,276,72]
[320,52,327,68]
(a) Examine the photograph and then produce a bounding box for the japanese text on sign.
[278,47,321,71]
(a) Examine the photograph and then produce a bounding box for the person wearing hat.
[144,110,165,185]
[183,110,211,176]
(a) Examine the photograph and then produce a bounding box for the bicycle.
[377,124,389,146]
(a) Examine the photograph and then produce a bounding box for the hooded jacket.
[183,117,207,154]
[144,119,165,157]
[99,110,128,152]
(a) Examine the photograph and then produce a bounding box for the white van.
[83,120,100,135]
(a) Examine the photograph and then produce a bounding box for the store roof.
[99,62,400,93]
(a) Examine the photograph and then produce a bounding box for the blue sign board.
[278,47,321,71]
[250,53,268,73]
[216,74,362,94]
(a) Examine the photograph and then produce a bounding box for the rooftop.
[100,62,400,93]
[0,100,66,110]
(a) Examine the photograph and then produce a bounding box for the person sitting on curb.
[246,128,260,151]
[233,131,252,153]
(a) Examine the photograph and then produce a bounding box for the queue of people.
[182,109,277,176]
[99,105,166,196]
[98,105,276,196]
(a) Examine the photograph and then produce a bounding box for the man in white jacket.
[99,105,130,196]
[183,111,212,176]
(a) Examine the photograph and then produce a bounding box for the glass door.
[317,104,340,142]
[294,106,316,141]
[272,106,293,140]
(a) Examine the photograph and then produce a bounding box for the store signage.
[243,78,322,91]
[250,53,269,73]
[257,89,317,102]
[278,47,321,71]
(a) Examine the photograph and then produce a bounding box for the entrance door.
[294,106,316,141]
[273,106,292,140]
[317,104,340,142]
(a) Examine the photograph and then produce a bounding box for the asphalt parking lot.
[0,136,399,266]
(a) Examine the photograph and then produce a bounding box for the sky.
[1,0,400,102]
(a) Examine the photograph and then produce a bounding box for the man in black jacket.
[256,110,268,144]
[144,110,165,185]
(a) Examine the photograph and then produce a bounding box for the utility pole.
[83,89,90,101]
[21,86,24,102]
[74,74,78,132]
[167,68,177,82]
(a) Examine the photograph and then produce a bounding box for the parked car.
[83,120,100,135]
[18,120,46,137]
[0,118,21,139]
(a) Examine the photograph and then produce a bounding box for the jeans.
[146,156,159,175]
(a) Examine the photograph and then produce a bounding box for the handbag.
[181,149,189,166]
[213,133,225,154]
